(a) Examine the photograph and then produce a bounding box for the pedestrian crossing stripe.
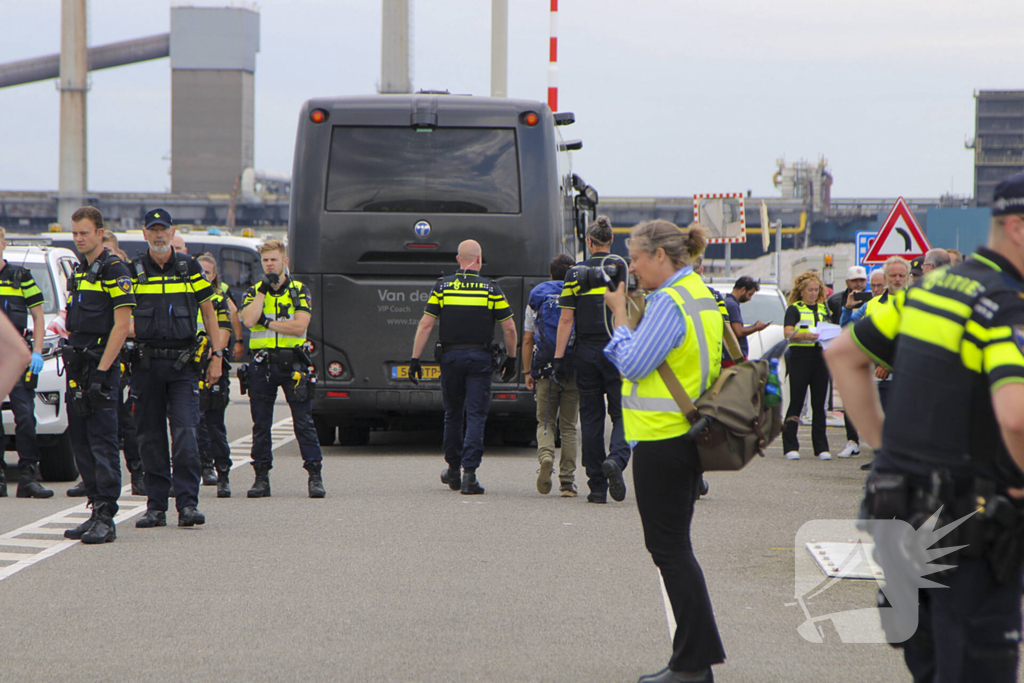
[0,418,296,584]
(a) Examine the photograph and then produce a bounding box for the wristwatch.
[211,350,224,358]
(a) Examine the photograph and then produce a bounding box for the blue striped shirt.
[604,267,691,381]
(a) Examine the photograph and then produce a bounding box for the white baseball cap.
[847,266,868,280]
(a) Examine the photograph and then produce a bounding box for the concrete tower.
[57,0,88,230]
[170,6,260,194]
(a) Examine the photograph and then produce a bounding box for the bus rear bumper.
[312,386,535,423]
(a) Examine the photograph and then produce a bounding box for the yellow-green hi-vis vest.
[621,272,724,442]
[249,280,308,349]
[789,301,830,347]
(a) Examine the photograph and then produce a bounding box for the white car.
[707,281,788,360]
[1,245,80,481]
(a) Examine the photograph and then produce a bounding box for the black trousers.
[118,380,142,473]
[67,364,121,508]
[131,359,202,512]
[782,347,830,455]
[197,374,231,472]
[632,435,726,671]
[843,413,859,444]
[574,342,631,494]
[0,380,41,468]
[248,360,322,466]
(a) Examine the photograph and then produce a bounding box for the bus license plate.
[392,364,441,381]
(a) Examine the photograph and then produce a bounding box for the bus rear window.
[325,127,520,214]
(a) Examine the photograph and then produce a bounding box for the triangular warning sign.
[863,197,931,264]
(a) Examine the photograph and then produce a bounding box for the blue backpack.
[529,280,573,377]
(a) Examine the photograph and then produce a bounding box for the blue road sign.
[856,232,883,275]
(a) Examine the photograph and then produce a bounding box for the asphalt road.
[0,397,1010,682]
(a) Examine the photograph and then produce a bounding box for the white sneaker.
[818,452,832,460]
[785,451,801,460]
[837,441,861,458]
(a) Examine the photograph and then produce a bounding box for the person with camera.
[523,254,579,497]
[554,216,632,504]
[825,172,1024,683]
[130,209,225,530]
[409,239,517,495]
[61,207,135,544]
[782,270,833,461]
[603,220,724,683]
[240,239,324,499]
[0,226,53,499]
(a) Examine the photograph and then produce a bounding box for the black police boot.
[17,463,54,499]
[247,462,272,498]
[67,480,87,497]
[200,453,217,486]
[216,468,231,498]
[602,459,627,502]
[178,505,206,527]
[64,500,98,539]
[304,462,326,499]
[135,509,167,528]
[0,461,7,497]
[130,469,146,497]
[460,469,485,495]
[440,467,461,491]
[81,502,117,544]
[637,666,713,683]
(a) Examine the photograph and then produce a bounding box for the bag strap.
[723,317,744,361]
[656,362,701,425]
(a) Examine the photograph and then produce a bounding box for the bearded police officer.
[0,226,53,498]
[239,239,324,499]
[131,209,224,529]
[827,172,1024,682]
[409,239,517,495]
[554,216,632,504]
[61,207,135,544]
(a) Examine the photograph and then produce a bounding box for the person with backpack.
[523,255,579,497]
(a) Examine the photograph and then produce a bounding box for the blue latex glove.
[29,352,44,375]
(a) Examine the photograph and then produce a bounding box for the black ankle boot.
[216,468,231,498]
[440,467,461,490]
[131,469,146,496]
[64,500,98,539]
[461,469,484,495]
[17,463,54,499]
[66,480,87,497]
[81,501,117,544]
[304,462,326,499]
[247,462,271,498]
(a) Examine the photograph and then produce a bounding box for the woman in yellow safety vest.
[782,270,832,461]
[603,220,724,683]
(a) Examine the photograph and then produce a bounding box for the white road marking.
[0,418,295,584]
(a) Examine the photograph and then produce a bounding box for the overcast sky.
[2,0,1022,199]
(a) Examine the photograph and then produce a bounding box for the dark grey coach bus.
[288,92,596,446]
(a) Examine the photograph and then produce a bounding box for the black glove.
[552,358,570,386]
[87,368,113,402]
[257,313,271,327]
[500,356,518,383]
[409,358,422,385]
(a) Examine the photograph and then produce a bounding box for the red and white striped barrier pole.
[548,0,558,112]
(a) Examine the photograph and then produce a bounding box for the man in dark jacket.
[827,265,869,324]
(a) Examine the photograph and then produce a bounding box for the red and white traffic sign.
[862,197,931,264]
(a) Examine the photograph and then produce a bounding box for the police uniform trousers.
[633,434,726,671]
[248,360,322,466]
[0,380,42,469]
[131,358,202,512]
[197,373,232,472]
[440,348,492,471]
[574,342,631,495]
[782,346,831,455]
[118,380,142,474]
[67,365,121,508]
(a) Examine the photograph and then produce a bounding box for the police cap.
[909,256,924,276]
[991,172,1024,216]
[144,208,172,229]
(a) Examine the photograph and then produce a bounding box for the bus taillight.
[311,109,329,123]
[521,112,539,126]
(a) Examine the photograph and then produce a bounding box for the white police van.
[1,245,80,481]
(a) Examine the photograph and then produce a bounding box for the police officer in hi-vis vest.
[0,225,53,499]
[409,239,518,495]
[240,239,324,499]
[61,207,136,545]
[131,209,225,530]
